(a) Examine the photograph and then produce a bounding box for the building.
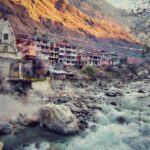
[49,42,59,66]
[58,41,77,66]
[0,16,22,80]
[33,34,59,66]
[17,34,59,66]
[76,49,88,68]
[127,57,141,64]
[76,49,120,67]
[86,50,101,67]
[100,52,120,66]
[76,50,104,67]
[16,37,37,59]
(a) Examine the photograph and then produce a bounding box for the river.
[1,79,150,150]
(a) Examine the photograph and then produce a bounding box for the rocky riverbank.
[0,75,150,150]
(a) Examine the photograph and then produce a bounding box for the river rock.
[57,96,71,104]
[110,101,118,106]
[105,91,123,97]
[116,116,126,124]
[0,122,12,136]
[137,89,145,93]
[78,119,88,130]
[45,147,60,150]
[64,102,80,113]
[87,103,102,110]
[76,82,87,88]
[17,114,39,126]
[0,142,4,150]
[105,91,117,97]
[39,104,79,135]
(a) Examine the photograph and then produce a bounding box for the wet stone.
[57,96,72,104]
[78,120,88,130]
[0,122,12,136]
[138,89,145,93]
[116,116,126,124]
[105,92,117,97]
[110,102,118,106]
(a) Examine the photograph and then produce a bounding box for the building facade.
[17,34,59,66]
[76,50,121,67]
[0,17,17,54]
[0,17,21,80]
[16,37,37,59]
[58,42,77,66]
[100,52,120,66]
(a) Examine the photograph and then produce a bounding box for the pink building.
[127,57,141,64]
[16,38,36,59]
[101,60,113,66]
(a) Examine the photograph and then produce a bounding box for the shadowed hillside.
[0,0,137,49]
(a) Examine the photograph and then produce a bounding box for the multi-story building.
[77,50,104,67]
[58,42,77,66]
[76,49,120,67]
[16,36,37,59]
[16,34,121,69]
[86,50,101,67]
[17,34,60,66]
[100,52,120,66]
[33,34,59,66]
[76,49,88,68]
[49,42,59,66]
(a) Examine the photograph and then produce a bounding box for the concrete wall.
[0,43,17,54]
[0,57,15,79]
[32,79,52,97]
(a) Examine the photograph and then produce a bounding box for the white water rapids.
[21,80,150,150]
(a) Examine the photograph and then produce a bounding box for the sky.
[106,0,135,9]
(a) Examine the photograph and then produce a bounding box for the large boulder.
[0,142,4,150]
[0,122,12,136]
[39,104,79,135]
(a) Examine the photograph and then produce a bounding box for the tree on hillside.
[127,0,150,56]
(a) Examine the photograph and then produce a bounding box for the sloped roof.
[0,19,7,39]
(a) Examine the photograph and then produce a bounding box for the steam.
[0,94,41,121]
[0,79,12,93]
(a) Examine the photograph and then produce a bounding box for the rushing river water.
[1,80,150,150]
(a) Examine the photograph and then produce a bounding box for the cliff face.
[0,0,136,49]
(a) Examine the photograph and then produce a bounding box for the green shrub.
[82,66,97,79]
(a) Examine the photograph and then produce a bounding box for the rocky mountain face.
[0,0,137,49]
[69,0,137,27]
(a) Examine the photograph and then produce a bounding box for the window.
[4,34,9,40]
[3,45,8,52]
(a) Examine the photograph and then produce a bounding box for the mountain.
[69,0,137,27]
[0,0,137,49]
